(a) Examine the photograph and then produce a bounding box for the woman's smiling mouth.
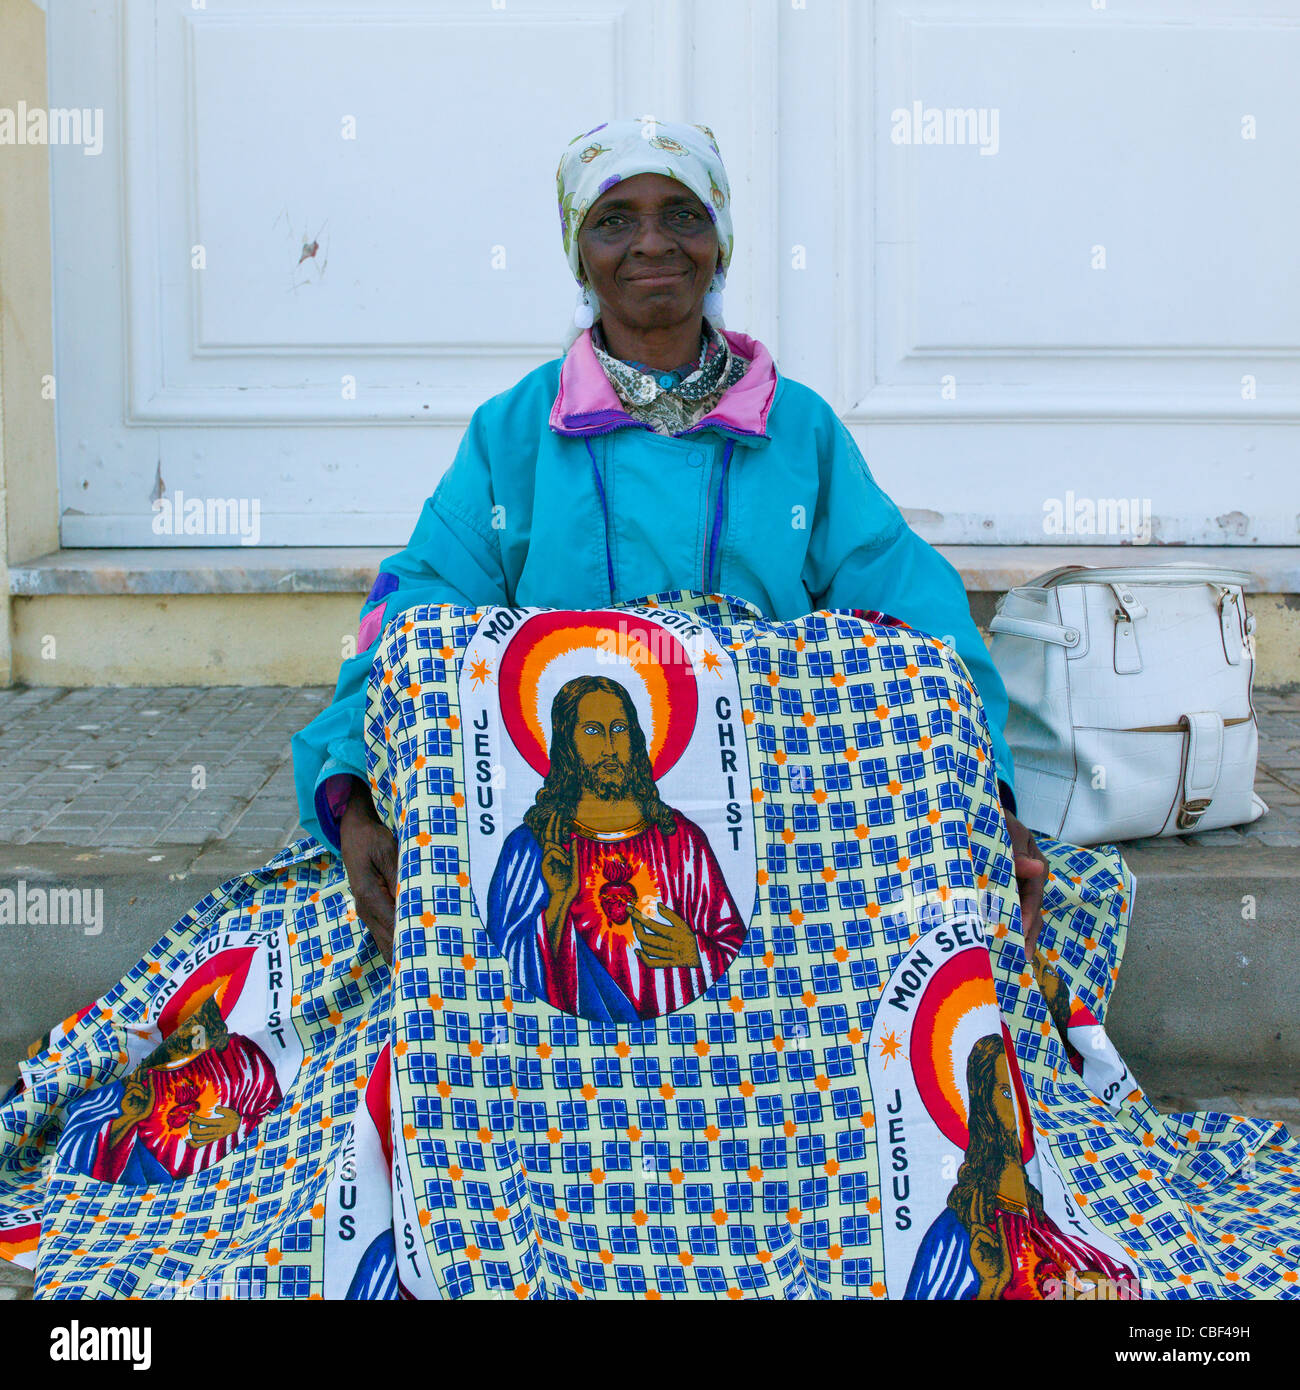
[626,270,688,287]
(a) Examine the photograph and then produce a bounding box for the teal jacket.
[292,327,1014,848]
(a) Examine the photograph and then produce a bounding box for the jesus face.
[992,1051,1021,1159]
[144,996,229,1072]
[573,690,634,800]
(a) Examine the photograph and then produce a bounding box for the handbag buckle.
[1176,798,1213,830]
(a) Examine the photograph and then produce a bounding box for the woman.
[292,118,1050,966]
[6,120,1294,1302]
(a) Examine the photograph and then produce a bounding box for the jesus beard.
[580,756,632,801]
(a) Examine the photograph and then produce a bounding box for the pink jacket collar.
[549,327,777,441]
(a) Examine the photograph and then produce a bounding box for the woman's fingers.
[1017,839,1047,895]
[356,879,395,963]
[342,820,398,964]
[355,887,394,951]
[1004,814,1048,956]
[373,821,400,899]
[1016,849,1046,956]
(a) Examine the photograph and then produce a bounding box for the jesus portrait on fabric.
[904,1034,1139,1300]
[484,675,748,1021]
[56,994,282,1188]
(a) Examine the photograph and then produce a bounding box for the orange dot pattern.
[9,593,1298,1301]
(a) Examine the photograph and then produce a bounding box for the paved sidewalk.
[0,684,1297,855]
[0,686,330,855]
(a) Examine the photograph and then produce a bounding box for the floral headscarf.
[556,118,734,289]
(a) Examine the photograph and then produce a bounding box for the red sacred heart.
[165,1081,200,1130]
[598,855,638,925]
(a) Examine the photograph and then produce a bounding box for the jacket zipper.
[577,426,735,592]
[702,443,734,592]
[563,418,655,440]
[702,452,717,590]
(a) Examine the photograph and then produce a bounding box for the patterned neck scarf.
[590,319,750,436]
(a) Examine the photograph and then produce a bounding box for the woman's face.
[577,172,720,335]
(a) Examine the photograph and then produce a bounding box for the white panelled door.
[49,0,1300,548]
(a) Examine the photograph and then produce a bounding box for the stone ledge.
[7,548,390,597]
[9,544,1300,597]
[937,545,1300,593]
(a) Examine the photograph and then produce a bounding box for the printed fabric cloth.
[1,591,1296,1300]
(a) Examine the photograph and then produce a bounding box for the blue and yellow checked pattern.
[1,589,1295,1299]
[2,848,388,1299]
[367,590,1298,1300]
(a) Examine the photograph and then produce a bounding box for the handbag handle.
[1019,564,1091,590]
[987,612,1082,648]
[1031,563,1253,591]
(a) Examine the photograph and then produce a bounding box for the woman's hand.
[1005,810,1048,957]
[339,777,399,963]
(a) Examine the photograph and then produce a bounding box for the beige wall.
[0,0,60,688]
[10,593,362,686]
[8,587,1298,689]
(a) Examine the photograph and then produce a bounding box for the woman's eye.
[596,210,700,229]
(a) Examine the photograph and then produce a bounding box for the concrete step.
[1106,845,1300,1088]
[0,841,287,1085]
[0,1260,33,1300]
[1136,1063,1299,1127]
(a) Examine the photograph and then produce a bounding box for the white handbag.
[988,563,1268,844]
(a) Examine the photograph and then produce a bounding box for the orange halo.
[157,946,256,1040]
[924,976,997,1139]
[908,947,1030,1159]
[496,611,698,778]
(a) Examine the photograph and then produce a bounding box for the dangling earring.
[703,270,726,327]
[573,283,596,330]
